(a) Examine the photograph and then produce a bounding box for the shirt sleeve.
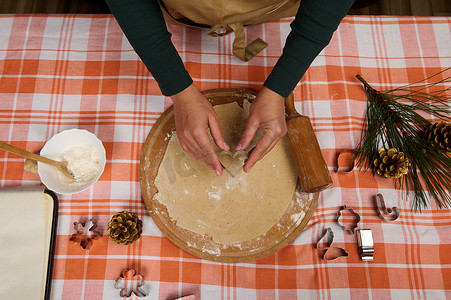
[264,0,355,98]
[105,0,193,96]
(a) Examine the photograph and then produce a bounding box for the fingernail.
[223,142,230,151]
[215,170,221,176]
[235,143,242,151]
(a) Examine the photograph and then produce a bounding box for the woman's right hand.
[171,84,230,176]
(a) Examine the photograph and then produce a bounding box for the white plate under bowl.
[38,129,106,195]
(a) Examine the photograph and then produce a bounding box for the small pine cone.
[424,121,450,150]
[108,211,143,245]
[373,148,410,179]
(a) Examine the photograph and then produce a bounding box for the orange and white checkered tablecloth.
[0,14,450,300]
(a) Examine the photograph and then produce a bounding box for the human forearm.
[264,0,355,97]
[106,0,192,96]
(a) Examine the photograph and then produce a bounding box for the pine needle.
[354,69,451,211]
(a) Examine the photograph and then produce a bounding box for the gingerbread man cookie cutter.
[114,269,148,297]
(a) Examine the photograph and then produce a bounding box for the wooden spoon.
[0,141,74,179]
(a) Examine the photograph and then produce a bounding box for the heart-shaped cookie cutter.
[218,150,248,177]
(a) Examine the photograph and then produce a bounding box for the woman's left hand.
[236,87,287,172]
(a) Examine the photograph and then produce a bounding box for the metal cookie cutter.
[336,149,355,175]
[356,229,374,261]
[115,269,148,297]
[218,150,248,177]
[316,227,349,261]
[375,193,400,222]
[337,205,361,234]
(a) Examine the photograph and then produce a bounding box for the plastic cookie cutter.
[356,229,374,261]
[375,193,400,222]
[115,269,148,297]
[316,227,349,261]
[337,205,361,234]
[336,149,355,175]
[218,150,248,177]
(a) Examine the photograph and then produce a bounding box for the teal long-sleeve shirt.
[106,0,354,98]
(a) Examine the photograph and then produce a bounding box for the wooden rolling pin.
[285,94,332,193]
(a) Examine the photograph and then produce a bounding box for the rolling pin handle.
[285,94,300,119]
[284,94,333,193]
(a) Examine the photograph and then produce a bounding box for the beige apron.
[158,0,300,62]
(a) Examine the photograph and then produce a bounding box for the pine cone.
[424,121,450,150]
[108,211,143,245]
[373,148,410,178]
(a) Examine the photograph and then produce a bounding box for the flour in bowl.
[60,145,101,184]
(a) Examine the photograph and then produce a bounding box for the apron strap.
[207,23,267,62]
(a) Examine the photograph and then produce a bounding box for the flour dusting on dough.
[153,101,298,245]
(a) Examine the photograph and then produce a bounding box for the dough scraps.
[153,101,298,245]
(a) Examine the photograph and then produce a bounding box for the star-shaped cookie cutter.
[69,218,102,250]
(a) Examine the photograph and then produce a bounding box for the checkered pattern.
[0,14,450,299]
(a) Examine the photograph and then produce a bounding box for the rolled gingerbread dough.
[153,101,298,245]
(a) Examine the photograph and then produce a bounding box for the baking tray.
[0,187,58,299]
[139,88,318,263]
[44,189,58,300]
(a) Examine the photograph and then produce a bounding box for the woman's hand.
[236,87,287,172]
[171,84,230,176]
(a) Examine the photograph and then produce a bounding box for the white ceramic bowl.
[38,129,106,195]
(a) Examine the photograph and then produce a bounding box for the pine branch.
[354,71,451,210]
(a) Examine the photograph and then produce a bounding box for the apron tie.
[207,23,267,62]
